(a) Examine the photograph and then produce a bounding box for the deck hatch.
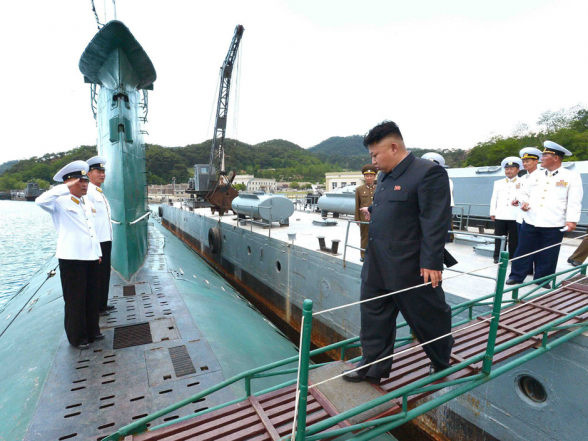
[113,322,153,349]
[123,285,137,296]
[169,345,196,377]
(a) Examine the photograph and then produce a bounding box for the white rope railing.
[312,232,588,317]
[308,274,588,390]
[129,212,150,225]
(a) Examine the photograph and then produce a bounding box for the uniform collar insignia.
[96,187,103,193]
[71,196,80,204]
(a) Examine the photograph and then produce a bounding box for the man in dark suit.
[343,121,454,384]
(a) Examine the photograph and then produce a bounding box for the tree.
[233,183,247,191]
[290,182,300,189]
[304,183,313,189]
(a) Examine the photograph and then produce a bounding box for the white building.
[247,178,277,193]
[233,174,254,186]
[325,171,371,191]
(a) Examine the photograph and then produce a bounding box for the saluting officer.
[36,161,103,349]
[515,147,542,234]
[490,157,522,263]
[343,121,453,385]
[86,156,114,316]
[355,165,377,261]
[507,141,583,287]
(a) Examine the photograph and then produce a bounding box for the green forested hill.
[0,160,18,176]
[2,106,586,191]
[466,107,588,166]
[309,135,366,156]
[146,138,340,184]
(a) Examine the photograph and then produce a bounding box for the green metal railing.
[104,253,588,441]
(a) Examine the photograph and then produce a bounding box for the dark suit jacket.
[361,152,451,290]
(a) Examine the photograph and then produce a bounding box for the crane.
[187,25,244,215]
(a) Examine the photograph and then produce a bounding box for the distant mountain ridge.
[308,135,366,156]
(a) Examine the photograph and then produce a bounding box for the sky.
[0,0,587,163]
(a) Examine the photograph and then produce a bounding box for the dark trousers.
[98,241,112,311]
[359,223,369,258]
[58,259,101,346]
[494,219,519,260]
[509,222,564,283]
[569,238,588,264]
[356,281,454,379]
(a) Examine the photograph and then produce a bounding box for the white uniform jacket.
[86,182,113,243]
[35,184,102,260]
[490,177,520,221]
[516,169,540,224]
[518,166,583,227]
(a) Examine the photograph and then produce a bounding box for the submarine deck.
[16,222,298,441]
[177,204,584,301]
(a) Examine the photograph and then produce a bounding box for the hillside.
[308,135,366,156]
[0,160,18,176]
[145,138,341,185]
[3,105,586,191]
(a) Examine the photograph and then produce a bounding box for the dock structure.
[103,251,588,440]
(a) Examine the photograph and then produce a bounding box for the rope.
[309,274,588,389]
[510,232,588,262]
[312,232,588,317]
[89,0,104,30]
[313,263,499,316]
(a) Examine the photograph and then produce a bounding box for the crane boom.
[186,25,244,215]
[209,24,245,178]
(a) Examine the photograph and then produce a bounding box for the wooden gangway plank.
[131,281,588,440]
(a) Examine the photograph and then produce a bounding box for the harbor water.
[0,200,56,307]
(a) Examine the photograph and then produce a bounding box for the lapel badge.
[394,186,401,190]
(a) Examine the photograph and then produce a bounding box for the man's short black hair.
[363,120,403,149]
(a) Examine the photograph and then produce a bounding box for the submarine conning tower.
[79,20,157,280]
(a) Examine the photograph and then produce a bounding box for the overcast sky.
[0,0,586,163]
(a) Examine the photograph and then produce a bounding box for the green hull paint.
[92,35,151,280]
[0,259,64,441]
[97,78,148,280]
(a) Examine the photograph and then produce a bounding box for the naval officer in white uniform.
[490,157,522,263]
[86,156,114,316]
[36,161,103,348]
[515,147,543,234]
[507,141,583,286]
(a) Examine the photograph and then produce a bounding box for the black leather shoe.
[99,310,111,316]
[493,258,499,264]
[104,305,116,311]
[536,282,551,289]
[568,259,582,267]
[73,343,90,349]
[429,364,447,376]
[505,279,520,285]
[342,370,381,385]
[93,333,105,341]
[360,257,364,262]
[342,370,365,383]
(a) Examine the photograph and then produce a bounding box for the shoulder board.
[96,187,103,193]
[71,196,80,205]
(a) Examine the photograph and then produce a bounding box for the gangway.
[104,252,588,441]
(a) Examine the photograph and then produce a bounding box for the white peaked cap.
[422,152,445,167]
[501,156,523,169]
[543,140,572,157]
[53,160,90,182]
[519,147,543,162]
